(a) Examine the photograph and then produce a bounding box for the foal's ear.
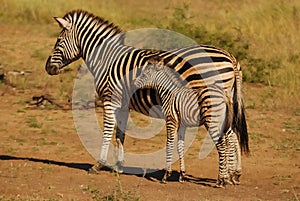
[148,55,162,65]
[155,63,165,71]
[148,58,158,65]
[54,17,72,30]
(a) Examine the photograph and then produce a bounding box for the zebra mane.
[63,9,123,34]
[147,57,186,89]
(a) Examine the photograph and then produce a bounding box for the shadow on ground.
[0,155,216,187]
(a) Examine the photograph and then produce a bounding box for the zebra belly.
[180,110,202,127]
[128,88,165,119]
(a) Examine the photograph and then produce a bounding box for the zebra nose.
[45,56,59,75]
[133,79,139,87]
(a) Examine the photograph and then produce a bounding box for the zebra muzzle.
[133,78,142,88]
[45,56,60,75]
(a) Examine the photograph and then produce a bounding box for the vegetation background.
[0,0,299,106]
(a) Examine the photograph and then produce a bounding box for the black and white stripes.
[45,10,248,186]
[134,58,235,186]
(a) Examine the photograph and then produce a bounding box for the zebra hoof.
[214,182,225,189]
[179,171,186,183]
[88,161,104,174]
[232,178,240,185]
[161,170,172,184]
[114,161,124,174]
[215,177,230,188]
[179,176,185,183]
[232,172,241,185]
[161,178,167,184]
[161,174,168,184]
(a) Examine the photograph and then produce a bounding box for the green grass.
[250,132,272,144]
[103,173,140,201]
[9,135,27,145]
[26,115,43,129]
[272,174,292,186]
[36,137,57,146]
[80,177,140,201]
[0,0,299,106]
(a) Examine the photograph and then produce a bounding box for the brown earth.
[0,24,299,201]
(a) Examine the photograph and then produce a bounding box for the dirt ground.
[0,24,299,201]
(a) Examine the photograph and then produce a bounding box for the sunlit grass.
[0,0,299,106]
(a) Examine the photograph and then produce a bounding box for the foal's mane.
[147,56,186,89]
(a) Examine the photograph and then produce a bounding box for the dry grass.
[0,0,299,93]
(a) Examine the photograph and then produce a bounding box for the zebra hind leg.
[225,129,235,185]
[232,130,242,184]
[225,128,242,185]
[177,139,185,183]
[215,135,230,188]
[177,126,186,183]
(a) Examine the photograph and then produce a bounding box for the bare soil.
[0,24,299,201]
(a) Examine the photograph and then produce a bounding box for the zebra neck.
[154,69,187,95]
[85,35,126,75]
[155,79,183,103]
[76,17,124,74]
[154,76,199,115]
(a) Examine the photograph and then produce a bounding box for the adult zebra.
[45,10,249,187]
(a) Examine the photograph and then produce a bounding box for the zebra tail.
[224,94,233,134]
[233,62,250,155]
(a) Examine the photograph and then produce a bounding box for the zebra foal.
[134,57,235,187]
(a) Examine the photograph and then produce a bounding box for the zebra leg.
[177,126,186,183]
[115,108,129,173]
[89,102,116,174]
[215,135,230,188]
[225,129,235,185]
[204,117,230,187]
[230,130,242,184]
[162,119,177,184]
[225,128,242,184]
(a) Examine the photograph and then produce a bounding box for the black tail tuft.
[233,92,250,155]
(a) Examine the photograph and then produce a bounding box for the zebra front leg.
[177,126,186,183]
[115,108,129,173]
[162,119,177,184]
[89,103,116,174]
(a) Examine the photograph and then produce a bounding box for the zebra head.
[134,58,164,89]
[46,10,123,76]
[46,14,81,75]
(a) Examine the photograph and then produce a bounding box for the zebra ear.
[155,63,164,71]
[147,58,157,65]
[54,17,71,30]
